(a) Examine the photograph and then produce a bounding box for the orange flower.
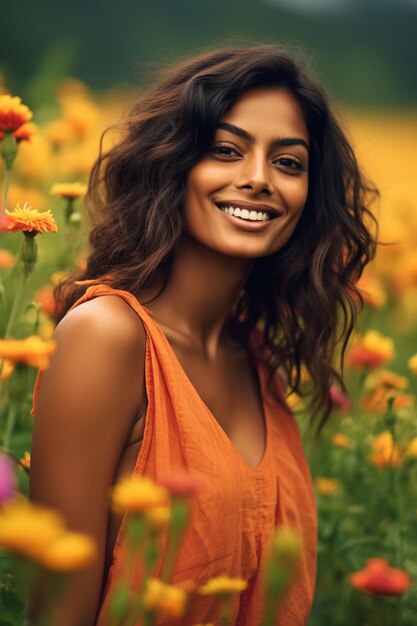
[347,331,395,370]
[50,182,87,199]
[0,95,33,133]
[363,389,414,413]
[331,433,351,448]
[370,431,403,468]
[315,477,340,496]
[5,203,57,234]
[18,452,30,472]
[11,122,36,143]
[350,558,411,596]
[36,285,59,318]
[0,336,57,370]
[0,248,15,268]
[143,578,188,619]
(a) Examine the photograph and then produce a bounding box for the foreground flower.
[40,531,96,572]
[0,499,65,560]
[329,383,351,413]
[0,95,32,133]
[50,182,87,199]
[198,575,248,596]
[18,452,31,472]
[370,431,403,468]
[315,477,340,496]
[5,202,57,234]
[350,558,412,596]
[0,336,57,370]
[111,476,168,514]
[0,456,16,504]
[143,578,188,619]
[347,330,395,369]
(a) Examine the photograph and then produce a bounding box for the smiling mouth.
[214,202,280,223]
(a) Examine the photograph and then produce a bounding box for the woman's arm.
[29,295,146,626]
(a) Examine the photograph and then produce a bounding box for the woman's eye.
[274,156,304,171]
[211,144,240,157]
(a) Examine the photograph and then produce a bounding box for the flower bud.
[20,233,38,275]
[1,134,17,170]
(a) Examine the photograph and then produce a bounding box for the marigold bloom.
[158,471,200,497]
[347,331,395,370]
[5,203,57,234]
[363,389,414,413]
[370,431,403,468]
[331,433,351,448]
[36,285,59,318]
[0,248,15,268]
[365,369,409,393]
[143,578,188,619]
[408,354,417,376]
[0,499,65,561]
[0,95,32,133]
[315,477,340,496]
[0,359,14,381]
[1,122,37,143]
[350,558,411,597]
[145,505,171,531]
[356,273,387,309]
[0,456,16,504]
[40,531,96,572]
[198,575,248,596]
[111,476,168,514]
[50,182,87,199]
[0,336,57,370]
[18,451,31,471]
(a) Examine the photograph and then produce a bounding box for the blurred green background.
[2,0,417,108]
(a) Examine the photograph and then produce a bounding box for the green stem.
[2,403,17,449]
[4,270,28,338]
[2,166,12,212]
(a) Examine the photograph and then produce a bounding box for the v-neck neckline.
[142,305,270,474]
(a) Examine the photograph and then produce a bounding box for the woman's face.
[183,86,309,259]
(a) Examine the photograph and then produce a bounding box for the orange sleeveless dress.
[32,284,317,625]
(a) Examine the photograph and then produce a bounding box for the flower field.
[0,81,416,625]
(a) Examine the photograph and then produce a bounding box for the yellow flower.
[0,499,65,560]
[40,531,96,572]
[406,437,417,458]
[5,203,58,234]
[111,476,168,514]
[356,273,387,309]
[0,248,16,268]
[370,431,403,468]
[143,578,187,619]
[315,477,340,496]
[0,336,57,370]
[145,505,171,531]
[50,182,87,199]
[0,359,14,381]
[0,95,32,133]
[198,575,248,596]
[11,122,37,143]
[331,433,351,448]
[18,452,30,472]
[408,354,417,376]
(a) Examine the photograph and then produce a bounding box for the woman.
[30,45,377,625]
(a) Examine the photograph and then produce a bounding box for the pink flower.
[0,455,17,505]
[329,383,351,413]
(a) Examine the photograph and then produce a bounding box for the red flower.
[350,558,412,597]
[158,471,200,497]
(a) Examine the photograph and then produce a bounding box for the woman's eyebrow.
[217,122,309,152]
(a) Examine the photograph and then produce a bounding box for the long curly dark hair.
[57,45,378,432]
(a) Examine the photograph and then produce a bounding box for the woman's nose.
[235,153,273,195]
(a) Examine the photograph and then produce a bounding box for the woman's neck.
[144,237,254,359]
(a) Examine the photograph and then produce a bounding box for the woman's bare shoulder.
[56,294,146,351]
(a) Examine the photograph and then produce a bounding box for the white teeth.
[219,205,272,222]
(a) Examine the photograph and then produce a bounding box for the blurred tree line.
[1,0,416,107]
